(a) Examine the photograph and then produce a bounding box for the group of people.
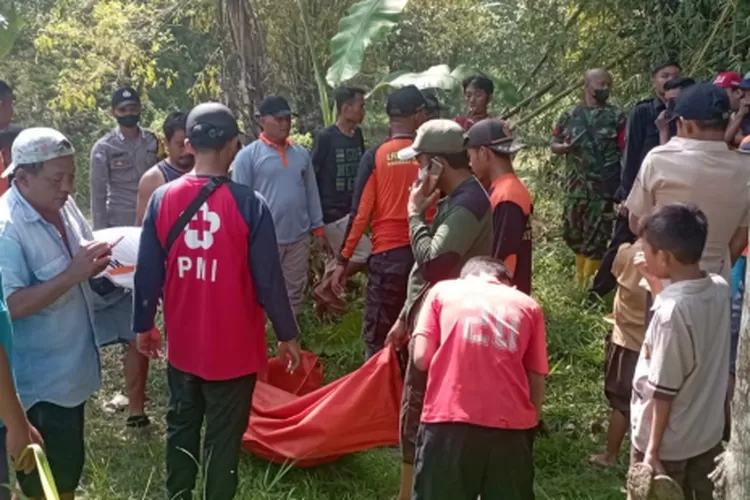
[0,57,747,500]
[0,74,542,500]
[554,62,750,499]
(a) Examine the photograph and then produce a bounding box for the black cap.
[258,96,293,117]
[186,102,239,149]
[386,85,426,118]
[111,87,140,109]
[466,118,525,155]
[664,76,696,92]
[673,83,731,121]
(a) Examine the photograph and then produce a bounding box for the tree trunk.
[712,273,750,499]
[219,0,270,139]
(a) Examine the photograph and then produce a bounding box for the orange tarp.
[242,348,403,467]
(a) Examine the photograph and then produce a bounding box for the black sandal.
[126,415,151,429]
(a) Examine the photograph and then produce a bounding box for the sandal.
[126,415,151,429]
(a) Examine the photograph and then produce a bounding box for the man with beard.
[589,61,681,298]
[551,68,626,287]
[89,87,161,428]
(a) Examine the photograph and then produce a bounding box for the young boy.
[629,203,729,499]
[411,256,548,500]
[591,240,647,466]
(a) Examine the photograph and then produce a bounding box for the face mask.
[593,88,610,104]
[116,114,140,128]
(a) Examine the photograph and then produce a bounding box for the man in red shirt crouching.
[133,102,301,500]
[411,257,548,500]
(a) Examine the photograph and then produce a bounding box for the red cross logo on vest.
[185,203,221,250]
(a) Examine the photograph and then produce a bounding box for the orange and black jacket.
[489,173,533,295]
[339,136,434,262]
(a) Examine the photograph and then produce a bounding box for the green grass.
[77,166,628,499]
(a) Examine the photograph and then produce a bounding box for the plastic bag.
[243,347,403,467]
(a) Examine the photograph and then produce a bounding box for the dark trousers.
[413,422,536,500]
[166,365,257,500]
[0,428,8,500]
[590,214,636,297]
[363,247,413,359]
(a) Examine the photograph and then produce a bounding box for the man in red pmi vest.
[132,102,301,500]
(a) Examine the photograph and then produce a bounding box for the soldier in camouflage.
[551,69,626,286]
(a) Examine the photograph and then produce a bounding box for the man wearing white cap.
[0,128,111,499]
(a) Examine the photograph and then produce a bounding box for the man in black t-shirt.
[311,87,371,311]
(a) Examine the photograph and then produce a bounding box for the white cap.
[2,127,75,178]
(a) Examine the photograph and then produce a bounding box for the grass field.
[77,166,629,499]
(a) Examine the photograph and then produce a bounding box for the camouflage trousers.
[562,193,615,259]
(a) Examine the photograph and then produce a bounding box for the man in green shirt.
[386,119,492,500]
[550,68,626,286]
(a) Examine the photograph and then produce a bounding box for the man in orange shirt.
[331,85,427,359]
[467,118,533,294]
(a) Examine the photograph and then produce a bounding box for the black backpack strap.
[165,176,230,254]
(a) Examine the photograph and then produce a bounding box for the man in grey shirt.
[90,87,160,229]
[89,86,160,429]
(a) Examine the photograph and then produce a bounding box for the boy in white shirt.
[629,203,729,499]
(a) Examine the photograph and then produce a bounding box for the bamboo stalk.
[502,80,558,120]
[514,47,641,128]
[295,0,333,126]
[688,0,736,74]
[517,3,587,94]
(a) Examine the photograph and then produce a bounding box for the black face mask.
[593,88,610,104]
[116,114,140,128]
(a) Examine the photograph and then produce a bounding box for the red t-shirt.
[415,276,548,430]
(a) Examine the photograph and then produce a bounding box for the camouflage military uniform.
[552,104,626,259]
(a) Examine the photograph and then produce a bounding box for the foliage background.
[3,0,750,209]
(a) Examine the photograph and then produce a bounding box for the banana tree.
[367,64,522,111]
[299,0,410,126]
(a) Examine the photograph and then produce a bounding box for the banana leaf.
[368,64,522,108]
[325,0,409,87]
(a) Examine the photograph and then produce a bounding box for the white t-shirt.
[630,274,730,461]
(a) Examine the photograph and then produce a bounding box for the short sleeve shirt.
[626,138,750,282]
[415,277,548,430]
[0,186,101,410]
[630,275,730,461]
[611,241,647,351]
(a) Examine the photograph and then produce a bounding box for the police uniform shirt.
[90,128,160,229]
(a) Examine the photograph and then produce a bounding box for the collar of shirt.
[666,136,730,153]
[7,184,48,223]
[117,127,146,142]
[652,274,713,309]
[260,133,293,167]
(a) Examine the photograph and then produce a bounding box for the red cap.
[713,72,742,88]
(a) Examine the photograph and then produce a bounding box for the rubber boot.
[584,258,602,285]
[575,254,587,286]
